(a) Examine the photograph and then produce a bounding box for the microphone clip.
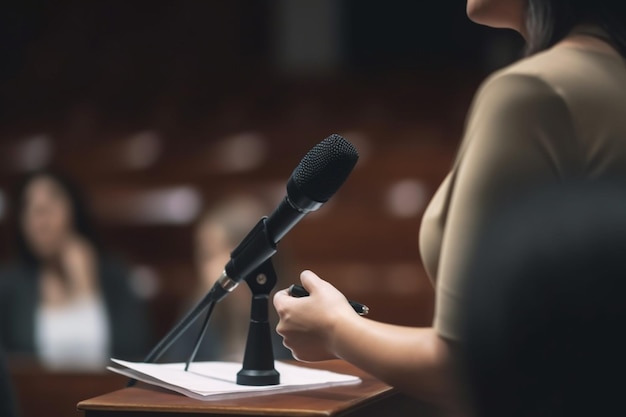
[225,217,277,287]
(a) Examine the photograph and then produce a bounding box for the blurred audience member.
[170,194,291,362]
[0,170,150,370]
[459,182,626,417]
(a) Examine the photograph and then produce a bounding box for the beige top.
[419,43,626,341]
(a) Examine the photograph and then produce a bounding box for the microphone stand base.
[236,369,280,386]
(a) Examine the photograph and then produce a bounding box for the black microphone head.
[290,134,359,203]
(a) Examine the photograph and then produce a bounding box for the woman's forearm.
[331,316,461,409]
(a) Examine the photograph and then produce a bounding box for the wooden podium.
[78,360,441,417]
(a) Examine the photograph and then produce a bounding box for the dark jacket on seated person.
[0,256,151,363]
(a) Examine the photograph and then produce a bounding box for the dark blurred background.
[0,1,522,416]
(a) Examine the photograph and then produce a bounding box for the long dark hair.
[525,0,626,56]
[12,170,100,267]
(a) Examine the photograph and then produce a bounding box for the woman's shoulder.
[97,254,132,282]
[477,51,567,104]
[467,60,569,126]
[96,254,145,300]
[478,46,625,106]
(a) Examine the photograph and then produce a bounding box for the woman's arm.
[273,271,462,410]
[274,72,573,414]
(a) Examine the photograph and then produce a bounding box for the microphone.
[210,133,359,303]
[130,134,359,373]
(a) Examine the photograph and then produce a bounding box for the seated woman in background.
[0,170,150,370]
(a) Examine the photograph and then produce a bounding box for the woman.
[273,0,626,413]
[0,171,150,370]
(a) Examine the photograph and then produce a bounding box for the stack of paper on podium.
[108,359,361,401]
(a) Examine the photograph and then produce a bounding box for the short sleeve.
[434,73,579,341]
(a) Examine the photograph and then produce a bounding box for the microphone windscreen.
[291,134,359,203]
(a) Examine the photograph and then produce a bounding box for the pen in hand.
[287,284,370,316]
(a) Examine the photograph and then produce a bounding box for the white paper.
[108,359,361,401]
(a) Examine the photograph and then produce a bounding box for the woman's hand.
[60,234,98,298]
[40,235,98,306]
[275,271,462,410]
[273,270,359,362]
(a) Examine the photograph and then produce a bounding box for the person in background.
[459,182,626,417]
[0,170,150,370]
[169,195,291,362]
[273,1,626,414]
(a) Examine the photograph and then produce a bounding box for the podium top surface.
[77,360,396,416]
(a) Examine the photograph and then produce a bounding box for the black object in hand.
[287,284,370,316]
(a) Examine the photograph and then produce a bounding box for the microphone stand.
[127,258,280,387]
[237,258,280,385]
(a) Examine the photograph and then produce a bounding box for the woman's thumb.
[299,270,324,293]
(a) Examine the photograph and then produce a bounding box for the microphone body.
[266,177,323,242]
[211,134,359,303]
